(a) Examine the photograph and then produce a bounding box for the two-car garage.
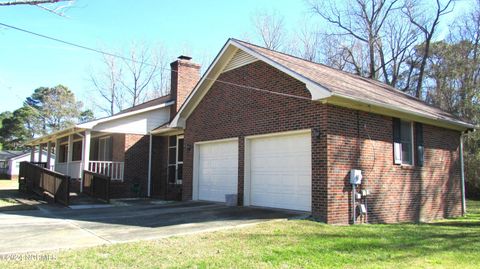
[193,130,312,212]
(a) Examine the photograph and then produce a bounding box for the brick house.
[28,39,475,224]
[162,39,474,224]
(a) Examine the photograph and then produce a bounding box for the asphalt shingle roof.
[234,39,470,127]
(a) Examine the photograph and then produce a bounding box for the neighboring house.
[0,150,23,178]
[28,39,476,224]
[0,150,54,179]
[8,151,55,179]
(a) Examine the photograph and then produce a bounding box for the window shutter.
[415,123,424,166]
[393,118,402,164]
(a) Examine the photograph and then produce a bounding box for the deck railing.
[87,161,124,181]
[19,161,70,206]
[83,170,110,203]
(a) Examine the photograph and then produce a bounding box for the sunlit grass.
[1,200,479,268]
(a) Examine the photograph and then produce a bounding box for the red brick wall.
[182,60,462,224]
[326,107,462,224]
[110,134,150,198]
[183,60,329,222]
[111,133,125,162]
[170,58,201,117]
[150,136,169,198]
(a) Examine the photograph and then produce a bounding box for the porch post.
[67,135,73,176]
[38,144,43,163]
[81,130,91,193]
[55,139,60,169]
[46,142,52,170]
[30,146,35,162]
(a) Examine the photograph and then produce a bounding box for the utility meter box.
[350,169,363,185]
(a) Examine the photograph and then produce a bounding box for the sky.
[0,0,471,116]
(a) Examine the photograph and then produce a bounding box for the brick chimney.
[170,55,201,118]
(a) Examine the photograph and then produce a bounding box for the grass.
[0,179,36,211]
[1,201,480,269]
[0,179,18,190]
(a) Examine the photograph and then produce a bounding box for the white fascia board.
[334,93,476,130]
[26,127,84,146]
[78,101,174,129]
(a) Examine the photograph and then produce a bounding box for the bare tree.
[89,43,170,116]
[120,43,169,107]
[289,21,321,62]
[252,9,286,50]
[89,54,124,116]
[309,0,400,79]
[403,0,454,98]
[0,0,74,16]
[376,13,419,88]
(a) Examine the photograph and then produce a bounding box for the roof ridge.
[118,94,172,112]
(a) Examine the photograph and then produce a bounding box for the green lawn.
[0,179,18,190]
[1,201,480,269]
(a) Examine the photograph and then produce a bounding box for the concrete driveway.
[0,201,304,254]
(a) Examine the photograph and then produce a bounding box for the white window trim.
[167,135,184,185]
[176,135,184,185]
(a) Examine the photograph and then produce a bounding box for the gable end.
[222,49,258,73]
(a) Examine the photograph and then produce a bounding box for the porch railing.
[87,161,124,181]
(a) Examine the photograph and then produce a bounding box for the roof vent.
[178,55,192,61]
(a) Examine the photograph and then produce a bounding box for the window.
[98,137,112,161]
[58,144,68,163]
[168,135,184,184]
[400,121,413,165]
[393,118,414,165]
[72,141,83,161]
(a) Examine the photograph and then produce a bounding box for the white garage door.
[196,139,238,202]
[248,132,311,211]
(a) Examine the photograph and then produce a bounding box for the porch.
[29,130,125,184]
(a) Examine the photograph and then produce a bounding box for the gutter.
[330,94,475,131]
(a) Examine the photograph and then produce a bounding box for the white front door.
[247,131,312,211]
[195,139,238,202]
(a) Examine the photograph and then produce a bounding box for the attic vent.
[222,49,258,73]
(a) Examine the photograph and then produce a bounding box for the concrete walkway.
[0,201,305,254]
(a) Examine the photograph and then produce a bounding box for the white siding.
[222,49,258,73]
[91,107,170,135]
[8,152,55,176]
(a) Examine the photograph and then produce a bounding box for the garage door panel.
[249,132,311,211]
[197,140,238,202]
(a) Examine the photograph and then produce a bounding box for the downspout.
[460,131,466,216]
[147,133,153,197]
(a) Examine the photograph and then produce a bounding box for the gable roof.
[169,38,474,131]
